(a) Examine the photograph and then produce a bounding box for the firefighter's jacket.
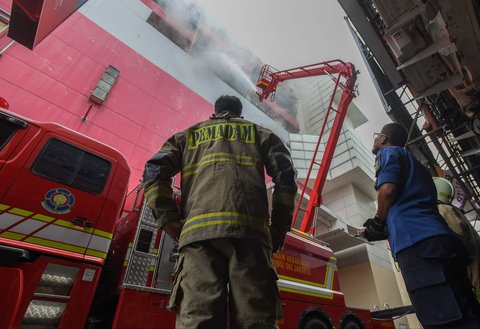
[438,204,480,301]
[143,113,298,249]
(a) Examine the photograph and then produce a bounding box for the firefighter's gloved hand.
[270,226,287,254]
[162,220,184,241]
[362,217,388,241]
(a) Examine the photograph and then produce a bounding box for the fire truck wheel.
[302,317,331,329]
[342,320,362,329]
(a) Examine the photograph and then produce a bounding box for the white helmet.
[433,177,454,204]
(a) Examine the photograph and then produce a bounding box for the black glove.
[362,217,388,241]
[270,226,287,253]
[162,220,184,241]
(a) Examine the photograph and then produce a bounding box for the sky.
[197,0,392,147]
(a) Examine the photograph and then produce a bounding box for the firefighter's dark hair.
[214,95,242,116]
[381,122,408,147]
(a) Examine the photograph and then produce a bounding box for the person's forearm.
[271,187,297,230]
[376,183,398,222]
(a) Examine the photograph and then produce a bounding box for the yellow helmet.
[433,177,454,204]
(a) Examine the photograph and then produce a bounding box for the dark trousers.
[396,235,480,329]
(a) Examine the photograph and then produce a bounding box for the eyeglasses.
[373,132,387,139]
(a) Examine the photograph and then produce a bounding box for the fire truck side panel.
[0,267,23,328]
[275,232,345,304]
[3,256,102,328]
[112,289,175,329]
[99,209,140,300]
[91,197,178,328]
[276,233,396,329]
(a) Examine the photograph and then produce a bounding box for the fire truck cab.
[0,108,130,328]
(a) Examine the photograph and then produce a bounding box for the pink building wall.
[0,5,213,189]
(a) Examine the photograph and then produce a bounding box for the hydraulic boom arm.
[256,60,357,233]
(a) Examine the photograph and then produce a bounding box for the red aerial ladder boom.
[256,60,357,233]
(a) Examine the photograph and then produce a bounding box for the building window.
[32,138,111,194]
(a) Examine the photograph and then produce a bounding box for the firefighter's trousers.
[168,238,282,329]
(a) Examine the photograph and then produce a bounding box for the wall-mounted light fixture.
[90,65,120,105]
[82,65,120,121]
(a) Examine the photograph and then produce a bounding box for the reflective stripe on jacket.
[438,204,480,300]
[143,114,297,248]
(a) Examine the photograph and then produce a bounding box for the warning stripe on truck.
[277,258,337,300]
[0,203,112,260]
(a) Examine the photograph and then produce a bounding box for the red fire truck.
[0,104,131,328]
[0,60,398,329]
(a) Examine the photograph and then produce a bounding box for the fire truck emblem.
[42,188,75,214]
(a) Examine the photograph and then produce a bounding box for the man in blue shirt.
[363,122,480,328]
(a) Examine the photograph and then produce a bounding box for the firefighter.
[143,95,297,329]
[433,177,480,303]
[363,122,480,329]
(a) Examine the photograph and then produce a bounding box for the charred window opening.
[145,0,199,52]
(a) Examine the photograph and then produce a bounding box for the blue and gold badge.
[42,188,75,214]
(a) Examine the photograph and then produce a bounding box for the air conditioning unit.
[388,28,413,59]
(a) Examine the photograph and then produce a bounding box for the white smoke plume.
[149,0,301,132]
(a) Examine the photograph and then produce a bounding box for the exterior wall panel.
[0,6,212,189]
[1,0,288,191]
